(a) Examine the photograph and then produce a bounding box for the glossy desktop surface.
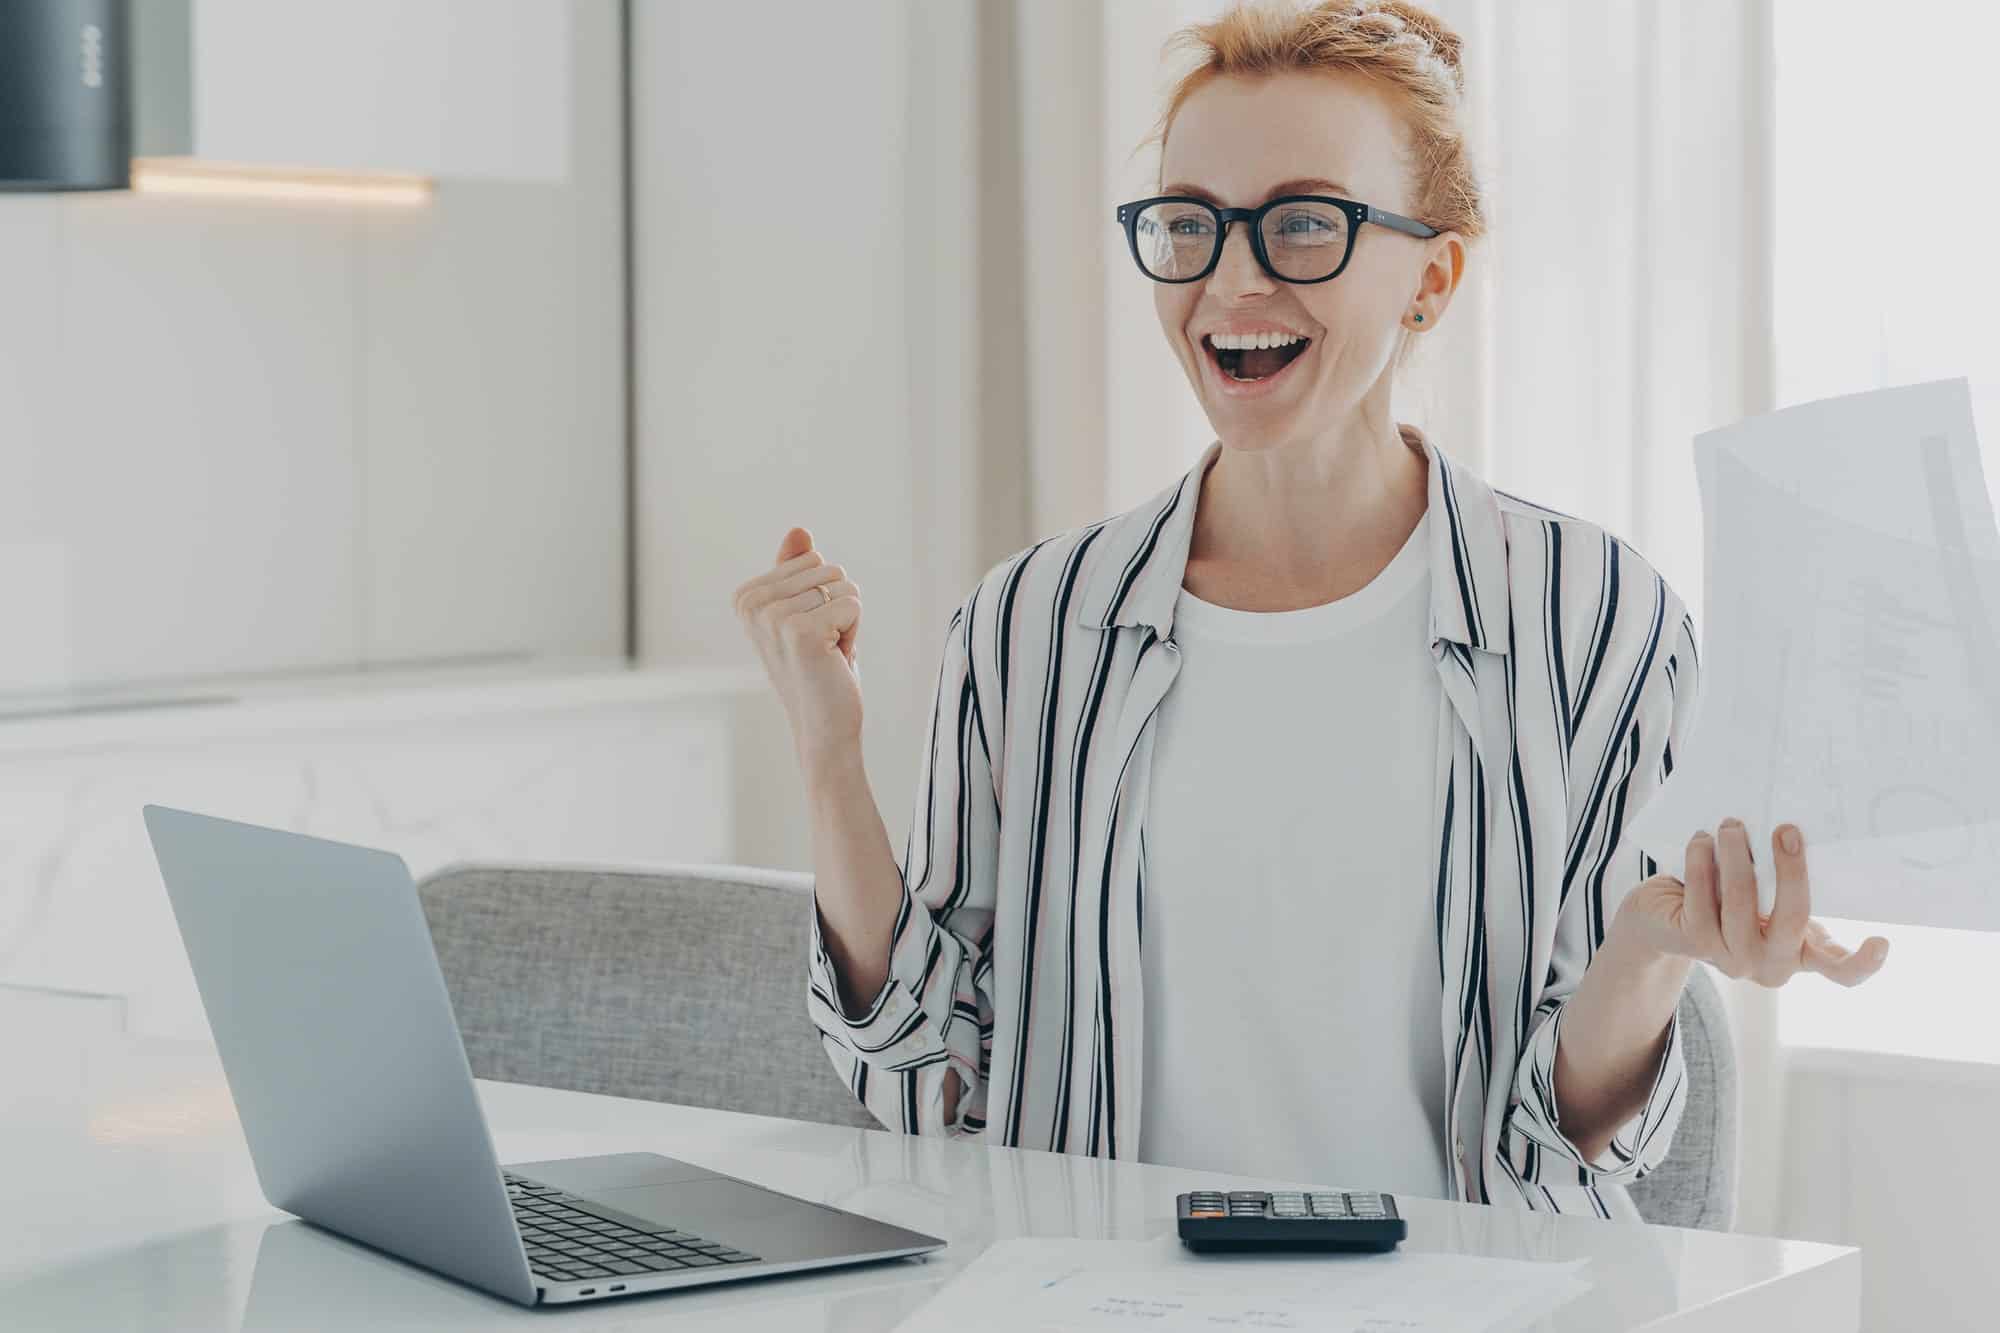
[0,985,1857,1330]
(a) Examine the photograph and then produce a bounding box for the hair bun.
[1366,0,1464,77]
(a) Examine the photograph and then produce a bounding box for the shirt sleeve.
[805,592,1000,1137]
[1504,586,1701,1186]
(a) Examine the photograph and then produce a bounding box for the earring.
[1413,313,1424,323]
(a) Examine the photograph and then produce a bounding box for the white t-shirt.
[1138,511,1450,1198]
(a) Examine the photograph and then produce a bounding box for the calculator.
[1177,1188,1407,1252]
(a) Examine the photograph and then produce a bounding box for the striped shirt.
[806,428,1700,1220]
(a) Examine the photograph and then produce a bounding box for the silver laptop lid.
[142,805,536,1306]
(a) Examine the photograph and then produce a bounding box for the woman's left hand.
[1613,817,1889,987]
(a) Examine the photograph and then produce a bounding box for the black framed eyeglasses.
[1114,193,1439,285]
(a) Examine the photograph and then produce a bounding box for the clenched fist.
[732,527,865,778]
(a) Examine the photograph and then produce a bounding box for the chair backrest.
[415,861,878,1131]
[416,860,1737,1227]
[1627,961,1739,1230]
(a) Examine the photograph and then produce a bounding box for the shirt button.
[1455,1135,1467,1159]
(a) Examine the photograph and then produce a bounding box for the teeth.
[1208,331,1306,351]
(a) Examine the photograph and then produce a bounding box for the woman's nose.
[1208,223,1275,298]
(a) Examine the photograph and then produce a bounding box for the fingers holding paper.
[1618,819,1891,987]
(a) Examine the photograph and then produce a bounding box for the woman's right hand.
[733,526,865,777]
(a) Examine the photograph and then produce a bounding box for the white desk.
[0,986,1859,1331]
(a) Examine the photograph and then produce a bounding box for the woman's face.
[1153,70,1459,452]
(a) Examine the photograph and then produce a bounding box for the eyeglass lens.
[1131,199,1352,282]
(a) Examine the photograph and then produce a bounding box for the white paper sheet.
[893,1236,1591,1333]
[1624,377,2000,929]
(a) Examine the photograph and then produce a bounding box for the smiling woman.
[1135,11,1477,467]
[760,0,1882,1230]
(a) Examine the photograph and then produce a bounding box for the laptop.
[141,804,947,1307]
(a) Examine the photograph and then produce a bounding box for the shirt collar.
[1072,428,1512,655]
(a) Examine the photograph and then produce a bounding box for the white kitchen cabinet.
[137,0,573,181]
[0,663,757,1041]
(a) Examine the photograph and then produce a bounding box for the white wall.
[1782,1052,2000,1332]
[188,0,571,181]
[0,2,624,699]
[631,2,995,871]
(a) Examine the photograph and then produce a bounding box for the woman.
[732,0,1887,1220]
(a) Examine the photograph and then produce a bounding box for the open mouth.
[1203,332,1312,384]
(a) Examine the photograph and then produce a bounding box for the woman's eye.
[1166,217,1213,238]
[1276,213,1334,238]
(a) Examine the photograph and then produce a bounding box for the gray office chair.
[416,861,877,1131]
[1626,961,1739,1231]
[415,862,1737,1229]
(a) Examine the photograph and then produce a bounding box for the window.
[1772,0,2000,1058]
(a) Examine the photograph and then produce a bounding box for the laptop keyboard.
[504,1171,761,1284]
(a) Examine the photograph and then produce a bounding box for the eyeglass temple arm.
[1364,203,1440,239]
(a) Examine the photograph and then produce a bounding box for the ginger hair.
[1147,0,1486,247]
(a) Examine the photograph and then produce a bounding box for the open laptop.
[141,804,946,1307]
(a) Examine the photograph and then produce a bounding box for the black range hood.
[0,0,130,192]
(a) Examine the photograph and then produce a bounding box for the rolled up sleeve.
[805,594,999,1138]
[1505,599,1700,1186]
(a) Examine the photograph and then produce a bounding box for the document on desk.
[1624,376,2000,929]
[894,1235,1591,1333]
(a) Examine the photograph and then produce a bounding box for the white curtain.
[999,0,1785,1233]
